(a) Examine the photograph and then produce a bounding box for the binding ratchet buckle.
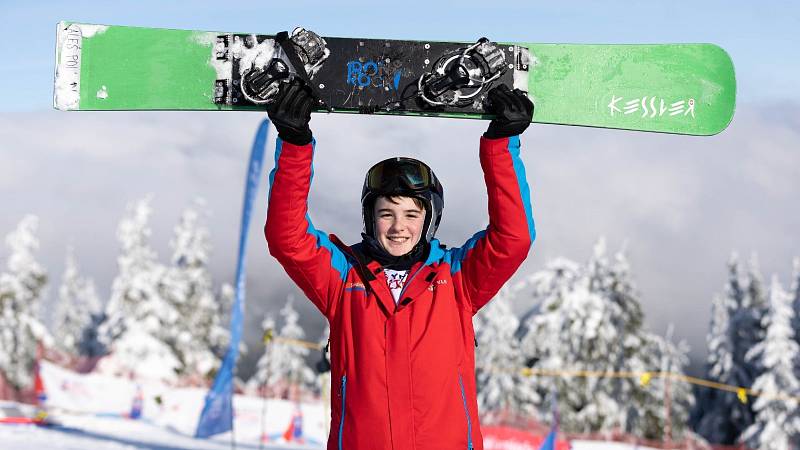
[419,38,507,107]
[241,27,330,107]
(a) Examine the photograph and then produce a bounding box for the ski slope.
[0,361,665,450]
[0,414,319,450]
[0,417,665,450]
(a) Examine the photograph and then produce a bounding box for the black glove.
[483,85,534,139]
[267,79,315,145]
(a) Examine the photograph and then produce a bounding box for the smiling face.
[373,196,425,257]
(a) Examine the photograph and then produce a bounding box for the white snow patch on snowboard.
[54,23,83,110]
[78,24,109,38]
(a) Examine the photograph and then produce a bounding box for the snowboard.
[53,22,736,135]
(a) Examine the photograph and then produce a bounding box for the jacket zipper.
[396,266,425,308]
[339,374,347,450]
[458,373,474,450]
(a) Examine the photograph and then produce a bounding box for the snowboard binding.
[418,38,507,108]
[241,28,330,106]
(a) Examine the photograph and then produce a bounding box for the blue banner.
[538,429,556,450]
[538,386,560,450]
[195,119,270,439]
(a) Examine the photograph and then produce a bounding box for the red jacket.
[265,135,535,450]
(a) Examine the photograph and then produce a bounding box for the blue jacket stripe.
[507,135,536,241]
[271,137,349,281]
[445,230,487,275]
[268,136,316,198]
[424,239,446,265]
[339,375,347,450]
[458,374,474,449]
[266,138,284,201]
[305,216,350,282]
[303,138,349,281]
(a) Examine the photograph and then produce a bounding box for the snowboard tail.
[54,22,736,135]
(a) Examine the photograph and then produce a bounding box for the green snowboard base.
[54,22,736,135]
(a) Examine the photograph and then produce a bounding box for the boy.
[265,80,535,450]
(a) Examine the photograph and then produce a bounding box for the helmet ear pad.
[417,192,443,243]
[362,193,378,239]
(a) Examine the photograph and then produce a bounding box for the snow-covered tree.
[514,257,581,339]
[159,201,228,377]
[100,198,162,341]
[743,254,769,371]
[252,297,315,396]
[740,276,800,449]
[696,254,766,444]
[475,286,539,421]
[53,247,101,356]
[518,240,657,435]
[634,327,694,441]
[215,282,234,354]
[316,322,332,436]
[692,292,733,436]
[312,322,331,376]
[97,198,181,381]
[790,258,800,363]
[77,310,107,358]
[516,239,696,440]
[248,314,277,392]
[0,216,51,389]
[707,293,733,384]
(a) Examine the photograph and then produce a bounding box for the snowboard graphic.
[54,22,736,135]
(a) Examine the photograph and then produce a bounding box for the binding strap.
[275,31,331,112]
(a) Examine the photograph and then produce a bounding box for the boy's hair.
[378,195,425,211]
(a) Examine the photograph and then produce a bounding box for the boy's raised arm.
[451,86,536,314]
[264,81,349,319]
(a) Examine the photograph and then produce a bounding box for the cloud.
[1,103,798,376]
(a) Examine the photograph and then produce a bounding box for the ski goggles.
[366,158,435,192]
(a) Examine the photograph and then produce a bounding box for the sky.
[1,1,799,377]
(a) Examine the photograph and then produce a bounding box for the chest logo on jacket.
[427,278,448,292]
[345,281,366,291]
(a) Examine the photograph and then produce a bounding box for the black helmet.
[361,157,444,243]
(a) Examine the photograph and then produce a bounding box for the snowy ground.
[0,416,664,450]
[0,414,320,450]
[0,412,663,450]
[0,361,328,449]
[0,362,661,450]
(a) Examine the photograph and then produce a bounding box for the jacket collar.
[330,234,443,316]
